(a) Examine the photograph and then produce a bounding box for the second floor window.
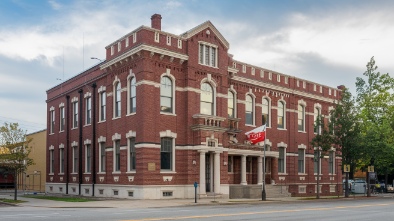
[129,78,136,113]
[59,148,64,173]
[115,83,121,117]
[50,110,55,134]
[278,101,285,129]
[73,146,78,173]
[228,91,235,118]
[160,76,173,113]
[100,143,106,172]
[314,107,321,134]
[329,151,335,174]
[245,95,253,125]
[60,107,65,131]
[49,149,54,174]
[86,97,91,125]
[129,138,136,171]
[114,140,121,171]
[200,83,214,115]
[262,98,270,127]
[199,43,217,67]
[73,102,78,128]
[86,144,91,173]
[298,104,305,131]
[278,147,285,173]
[100,92,106,121]
[161,137,173,170]
[298,149,304,173]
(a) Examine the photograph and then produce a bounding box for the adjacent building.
[46,14,342,199]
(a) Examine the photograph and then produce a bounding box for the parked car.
[343,179,354,191]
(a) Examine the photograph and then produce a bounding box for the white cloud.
[48,0,62,10]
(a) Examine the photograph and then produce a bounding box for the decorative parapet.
[191,114,227,132]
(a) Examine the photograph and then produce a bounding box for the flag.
[245,125,266,144]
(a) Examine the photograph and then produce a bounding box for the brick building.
[46,14,342,199]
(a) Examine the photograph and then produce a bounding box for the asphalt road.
[1,197,394,221]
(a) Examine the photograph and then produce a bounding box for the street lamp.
[91,57,103,62]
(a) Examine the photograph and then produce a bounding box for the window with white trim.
[114,140,120,172]
[129,77,136,114]
[133,32,137,43]
[125,37,129,47]
[49,149,54,174]
[298,104,305,131]
[200,83,214,115]
[329,151,335,174]
[334,90,337,97]
[314,150,321,174]
[278,101,285,129]
[114,82,121,118]
[177,39,182,49]
[285,76,288,84]
[251,67,255,75]
[278,147,285,173]
[160,76,173,113]
[314,84,316,91]
[99,142,106,172]
[298,149,305,173]
[199,43,217,67]
[86,97,91,125]
[297,80,300,87]
[314,107,321,134]
[242,65,246,73]
[73,146,78,173]
[59,147,64,173]
[154,32,160,42]
[233,62,237,68]
[110,46,114,55]
[329,88,332,95]
[50,109,55,134]
[269,72,272,80]
[161,137,173,170]
[245,95,254,125]
[260,70,264,78]
[72,102,78,128]
[277,74,281,82]
[228,90,235,118]
[117,42,121,52]
[85,144,91,173]
[128,137,136,171]
[262,98,270,127]
[320,86,323,93]
[60,107,65,132]
[303,81,306,88]
[100,92,106,121]
[166,35,171,45]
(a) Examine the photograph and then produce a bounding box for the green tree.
[0,123,34,200]
[330,87,362,197]
[355,56,394,190]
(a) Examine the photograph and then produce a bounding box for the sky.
[0,0,393,134]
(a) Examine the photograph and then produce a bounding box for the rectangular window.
[50,110,55,134]
[260,70,264,78]
[297,80,300,87]
[50,149,54,174]
[166,35,171,45]
[86,144,91,173]
[129,138,136,171]
[100,92,106,121]
[177,39,182,49]
[100,143,106,172]
[117,42,121,52]
[298,149,304,173]
[314,150,320,174]
[198,43,217,67]
[320,86,323,93]
[133,32,137,43]
[59,148,64,173]
[277,74,280,82]
[161,137,172,170]
[314,84,316,91]
[251,67,255,75]
[298,105,305,131]
[154,32,160,42]
[115,140,120,171]
[111,46,114,55]
[242,65,246,73]
[125,37,129,47]
[329,88,332,95]
[303,81,306,89]
[73,102,78,128]
[60,107,65,131]
[329,151,334,174]
[86,97,91,125]
[269,72,272,80]
[277,102,285,129]
[285,76,288,84]
[73,146,78,173]
[278,147,285,173]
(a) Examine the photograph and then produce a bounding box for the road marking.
[122,202,394,221]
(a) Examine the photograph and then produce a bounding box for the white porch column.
[257,156,263,185]
[199,150,207,195]
[214,151,221,193]
[241,155,247,185]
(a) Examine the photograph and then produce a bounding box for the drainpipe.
[78,89,83,195]
[66,95,70,194]
[91,83,97,196]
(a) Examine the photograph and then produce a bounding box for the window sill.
[126,113,136,116]
[49,133,54,135]
[97,172,106,174]
[98,120,106,124]
[160,171,176,174]
[58,173,64,175]
[126,171,136,174]
[112,171,121,174]
[71,173,78,175]
[245,124,256,127]
[160,112,176,116]
[71,127,78,130]
[198,63,218,69]
[277,128,287,131]
[298,130,306,133]
[59,130,64,133]
[83,173,91,175]
[328,173,336,175]
[278,173,288,175]
[49,173,54,175]
[298,173,307,175]
[112,117,121,120]
[314,173,323,175]
[84,124,91,127]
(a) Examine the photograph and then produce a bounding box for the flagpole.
[262,126,266,201]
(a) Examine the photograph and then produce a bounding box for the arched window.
[262,98,270,127]
[298,104,305,131]
[314,107,321,133]
[129,78,136,113]
[200,83,214,115]
[160,76,173,113]
[228,91,235,118]
[245,95,253,125]
[277,101,285,129]
[114,82,121,117]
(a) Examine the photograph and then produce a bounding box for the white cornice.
[233,76,337,103]
[101,44,189,70]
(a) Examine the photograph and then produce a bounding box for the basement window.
[163,191,173,197]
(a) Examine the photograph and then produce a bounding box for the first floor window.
[86,97,91,124]
[49,149,54,174]
[100,143,106,172]
[86,144,91,173]
[115,140,120,171]
[73,102,78,128]
[100,92,106,121]
[161,137,172,170]
[278,147,285,173]
[50,110,55,133]
[129,138,136,171]
[59,148,64,173]
[329,151,335,174]
[60,107,65,131]
[73,146,78,173]
[298,149,304,173]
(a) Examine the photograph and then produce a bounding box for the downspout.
[66,95,70,194]
[91,83,97,196]
[78,89,83,195]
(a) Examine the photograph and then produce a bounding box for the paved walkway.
[1,192,392,209]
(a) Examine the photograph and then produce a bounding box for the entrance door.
[205,153,211,192]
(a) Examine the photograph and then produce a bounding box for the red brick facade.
[46,15,342,199]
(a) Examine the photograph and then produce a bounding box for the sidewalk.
[0,192,390,209]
